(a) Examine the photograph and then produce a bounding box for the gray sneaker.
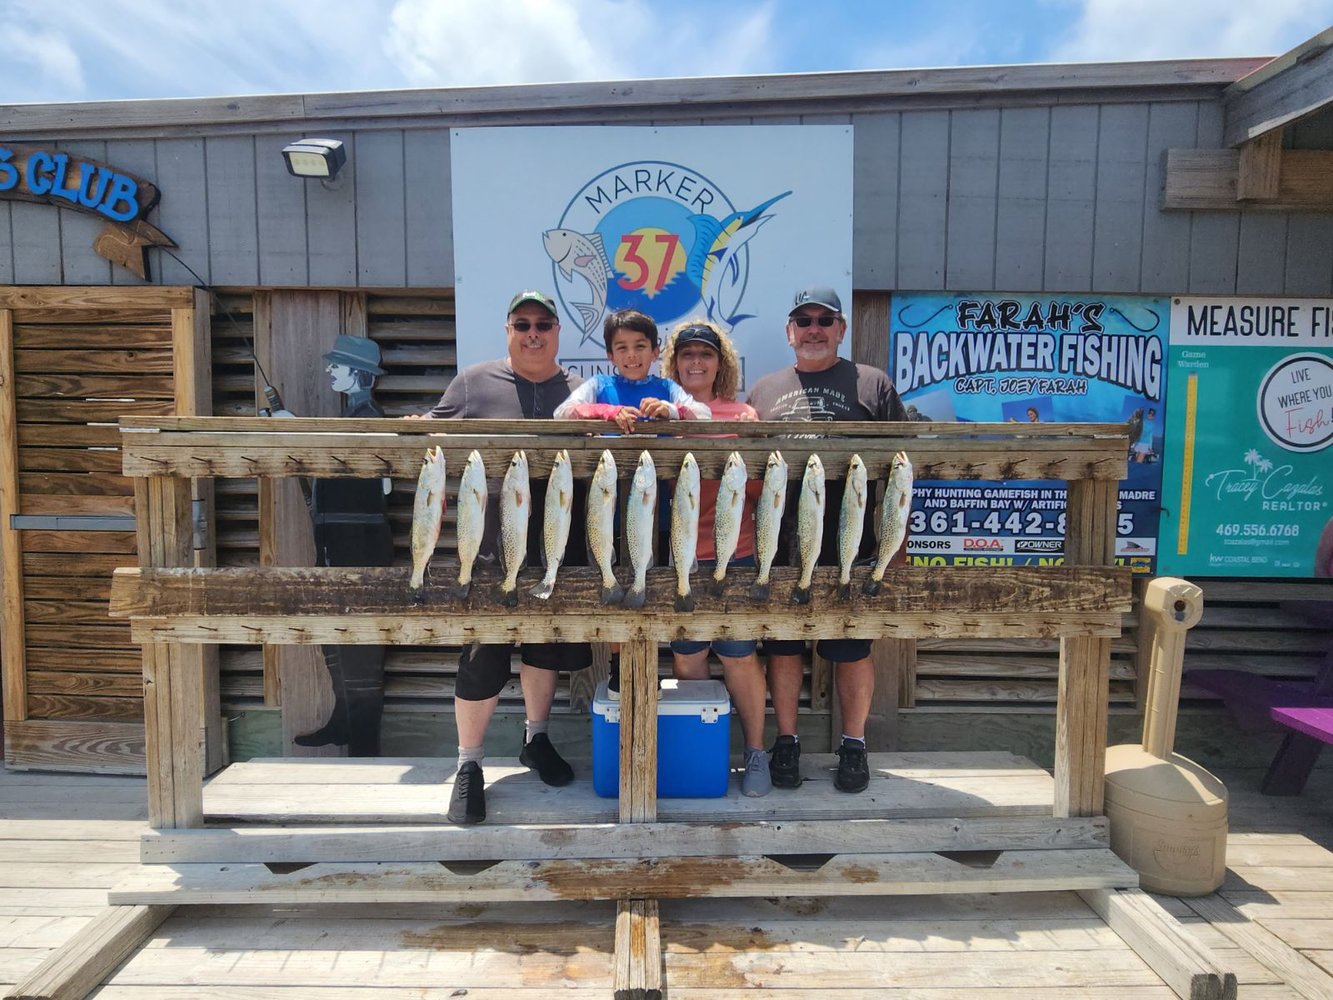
[741,747,772,797]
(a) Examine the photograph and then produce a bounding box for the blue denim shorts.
[761,638,873,663]
[670,556,756,659]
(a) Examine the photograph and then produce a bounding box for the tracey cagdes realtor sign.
[0,142,176,279]
[450,126,853,395]
[1159,297,1332,578]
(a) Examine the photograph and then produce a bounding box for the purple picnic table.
[1266,703,1333,795]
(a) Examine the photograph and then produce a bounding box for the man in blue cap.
[748,286,910,794]
[294,334,394,755]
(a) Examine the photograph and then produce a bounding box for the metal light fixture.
[281,139,347,180]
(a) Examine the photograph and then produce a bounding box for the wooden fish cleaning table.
[11,418,1232,1000]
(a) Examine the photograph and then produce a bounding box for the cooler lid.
[591,679,730,718]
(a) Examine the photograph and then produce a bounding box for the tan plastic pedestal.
[1104,577,1229,896]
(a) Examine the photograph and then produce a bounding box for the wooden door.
[0,286,219,774]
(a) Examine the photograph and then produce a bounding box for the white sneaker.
[741,748,772,797]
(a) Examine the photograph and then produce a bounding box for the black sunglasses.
[791,315,838,328]
[510,319,558,332]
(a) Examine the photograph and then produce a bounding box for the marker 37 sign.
[0,143,176,279]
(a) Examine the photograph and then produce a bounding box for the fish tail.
[601,583,626,605]
[837,582,852,600]
[709,575,727,596]
[452,581,471,600]
[409,565,425,590]
[675,591,696,613]
[750,580,770,602]
[500,586,518,608]
[792,584,811,605]
[862,577,882,597]
[529,576,555,600]
[622,586,647,609]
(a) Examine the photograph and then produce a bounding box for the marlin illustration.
[543,228,612,345]
[685,191,791,328]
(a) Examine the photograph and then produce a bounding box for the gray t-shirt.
[748,359,908,565]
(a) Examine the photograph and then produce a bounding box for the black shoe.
[293,718,348,748]
[447,761,486,824]
[520,733,575,787]
[769,735,803,789]
[835,739,870,793]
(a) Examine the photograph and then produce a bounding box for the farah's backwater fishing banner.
[1158,297,1332,578]
[889,293,1168,573]
[451,126,853,394]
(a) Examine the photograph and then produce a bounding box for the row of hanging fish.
[408,447,914,606]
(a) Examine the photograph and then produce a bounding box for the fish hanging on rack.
[408,446,446,594]
[793,454,826,605]
[865,451,914,596]
[498,451,530,607]
[837,454,868,599]
[710,451,747,595]
[455,450,487,599]
[671,453,701,612]
[623,451,657,609]
[587,450,624,605]
[531,449,574,599]
[750,451,788,601]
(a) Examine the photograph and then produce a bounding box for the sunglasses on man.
[791,314,839,328]
[510,319,558,332]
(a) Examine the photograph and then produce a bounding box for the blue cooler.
[591,678,731,798]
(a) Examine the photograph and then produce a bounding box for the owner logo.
[544,160,789,346]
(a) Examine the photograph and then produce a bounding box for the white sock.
[525,720,549,743]
[457,745,484,766]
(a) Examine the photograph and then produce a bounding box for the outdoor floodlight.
[281,139,347,180]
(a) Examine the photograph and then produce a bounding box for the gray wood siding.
[1,100,1330,296]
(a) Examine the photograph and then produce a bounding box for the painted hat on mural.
[322,334,385,376]
[508,290,559,318]
[789,286,843,316]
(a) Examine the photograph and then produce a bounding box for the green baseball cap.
[508,290,559,318]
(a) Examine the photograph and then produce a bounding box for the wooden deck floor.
[0,757,1329,998]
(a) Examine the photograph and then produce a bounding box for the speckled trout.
[750,451,788,601]
[454,450,487,599]
[408,446,446,593]
[623,451,657,609]
[837,454,868,599]
[793,454,826,606]
[670,453,701,612]
[865,451,914,596]
[710,451,747,595]
[498,451,530,607]
[531,449,573,600]
[587,450,623,605]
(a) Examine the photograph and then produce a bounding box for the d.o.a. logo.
[543,159,789,346]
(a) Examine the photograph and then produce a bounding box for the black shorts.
[455,642,593,701]
[761,638,872,663]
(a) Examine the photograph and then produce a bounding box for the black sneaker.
[835,739,870,793]
[519,732,575,787]
[769,735,803,789]
[447,761,486,824]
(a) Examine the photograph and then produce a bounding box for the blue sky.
[1,0,1330,104]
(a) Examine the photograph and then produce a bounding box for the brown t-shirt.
[748,359,909,565]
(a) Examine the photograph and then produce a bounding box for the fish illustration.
[455,450,488,599]
[498,451,530,607]
[838,455,868,599]
[793,454,826,605]
[750,451,788,601]
[865,452,914,596]
[623,450,658,609]
[685,191,791,327]
[531,449,573,600]
[543,228,611,345]
[587,450,623,605]
[710,451,747,594]
[408,446,446,593]
[670,453,701,612]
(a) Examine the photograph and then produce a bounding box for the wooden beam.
[141,815,1110,864]
[0,286,196,310]
[1080,888,1235,1000]
[619,637,658,823]
[1054,636,1112,818]
[614,898,661,1000]
[4,719,146,775]
[0,308,27,724]
[1185,892,1333,1000]
[1224,28,1333,146]
[1162,148,1333,211]
[107,848,1140,905]
[7,904,175,1000]
[1236,131,1284,201]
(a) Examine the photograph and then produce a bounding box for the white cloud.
[1051,0,1333,62]
[0,23,86,101]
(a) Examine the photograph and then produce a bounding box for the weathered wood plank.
[107,849,1139,905]
[3,720,146,775]
[1055,635,1112,817]
[7,904,174,1000]
[139,815,1109,864]
[0,309,27,724]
